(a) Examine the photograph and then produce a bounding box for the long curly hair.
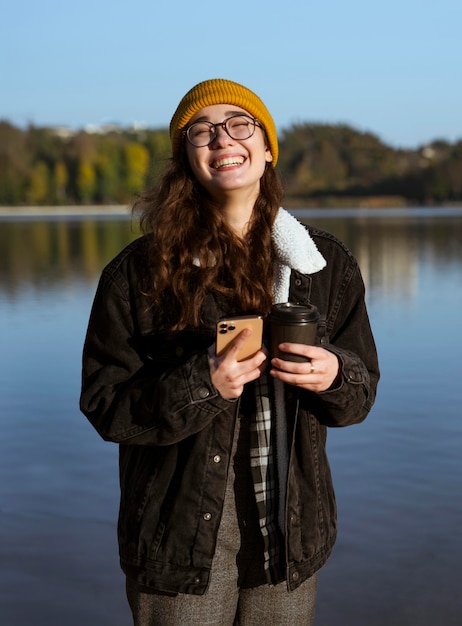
[133,143,284,330]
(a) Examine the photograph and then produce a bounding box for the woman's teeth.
[212,156,245,169]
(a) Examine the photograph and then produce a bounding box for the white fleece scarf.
[270,207,326,531]
[271,207,326,302]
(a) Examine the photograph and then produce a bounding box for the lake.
[0,207,461,625]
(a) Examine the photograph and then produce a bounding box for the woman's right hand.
[208,329,268,400]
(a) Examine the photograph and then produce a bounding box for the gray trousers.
[126,417,318,625]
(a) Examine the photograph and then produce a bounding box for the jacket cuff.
[317,344,370,395]
[182,351,238,407]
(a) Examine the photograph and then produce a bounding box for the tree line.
[1,120,461,207]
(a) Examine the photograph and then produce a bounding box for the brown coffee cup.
[269,302,319,362]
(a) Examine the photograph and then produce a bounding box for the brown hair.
[134,144,284,330]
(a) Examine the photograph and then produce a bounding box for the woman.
[80,78,379,625]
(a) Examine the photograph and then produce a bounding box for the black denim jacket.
[80,226,379,595]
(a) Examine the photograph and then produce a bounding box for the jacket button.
[198,387,210,398]
[203,513,212,521]
[175,347,184,357]
[294,278,302,286]
[291,571,300,581]
[194,577,201,584]
[213,455,221,463]
[348,370,356,381]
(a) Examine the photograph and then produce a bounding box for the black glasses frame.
[183,114,261,147]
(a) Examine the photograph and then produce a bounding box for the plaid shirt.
[250,374,285,583]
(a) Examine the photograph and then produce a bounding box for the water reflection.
[1,209,461,306]
[0,217,140,295]
[303,211,462,306]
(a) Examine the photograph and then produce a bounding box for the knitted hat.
[169,78,278,167]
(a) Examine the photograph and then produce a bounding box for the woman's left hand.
[270,344,340,392]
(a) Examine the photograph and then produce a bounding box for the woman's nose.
[211,124,233,146]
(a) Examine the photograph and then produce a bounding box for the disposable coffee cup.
[270,302,320,362]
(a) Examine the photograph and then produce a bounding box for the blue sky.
[1,0,460,148]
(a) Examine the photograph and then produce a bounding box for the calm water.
[0,208,461,625]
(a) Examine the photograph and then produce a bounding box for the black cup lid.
[270,302,320,323]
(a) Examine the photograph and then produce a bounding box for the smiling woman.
[79,78,379,625]
[183,103,273,213]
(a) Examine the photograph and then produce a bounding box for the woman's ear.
[265,146,273,163]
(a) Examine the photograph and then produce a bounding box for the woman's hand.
[208,329,268,400]
[270,343,340,392]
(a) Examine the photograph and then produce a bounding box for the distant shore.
[1,202,461,219]
[0,205,132,218]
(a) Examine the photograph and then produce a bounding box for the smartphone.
[215,315,264,361]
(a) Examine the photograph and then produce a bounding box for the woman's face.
[184,104,273,202]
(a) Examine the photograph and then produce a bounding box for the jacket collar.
[272,208,326,303]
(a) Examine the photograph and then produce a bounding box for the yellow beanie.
[169,78,278,167]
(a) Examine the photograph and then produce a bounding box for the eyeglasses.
[183,114,262,147]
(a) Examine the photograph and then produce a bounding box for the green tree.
[53,160,68,203]
[147,129,170,161]
[94,136,123,203]
[124,142,150,195]
[77,160,96,203]
[0,122,31,205]
[27,161,50,204]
